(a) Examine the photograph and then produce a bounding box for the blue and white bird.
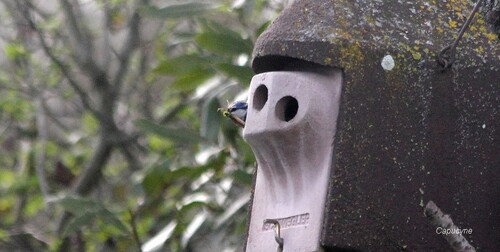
[224,101,247,127]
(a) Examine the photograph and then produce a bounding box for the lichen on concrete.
[253,0,499,75]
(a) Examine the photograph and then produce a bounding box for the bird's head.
[220,100,247,127]
[228,101,248,122]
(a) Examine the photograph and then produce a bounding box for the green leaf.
[256,20,272,37]
[235,137,256,165]
[152,54,217,91]
[214,63,254,85]
[82,112,99,134]
[140,3,217,19]
[10,175,38,194]
[63,211,96,236]
[63,209,129,236]
[232,169,253,186]
[51,196,101,216]
[142,164,211,197]
[4,43,27,60]
[200,98,221,142]
[207,149,229,178]
[0,170,16,191]
[178,201,207,214]
[0,91,32,120]
[195,24,253,56]
[154,55,211,76]
[54,196,130,236]
[0,233,48,250]
[142,161,170,196]
[165,166,210,183]
[171,68,215,92]
[25,195,44,217]
[98,209,130,234]
[135,119,204,144]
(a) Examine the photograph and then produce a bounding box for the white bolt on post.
[243,69,343,252]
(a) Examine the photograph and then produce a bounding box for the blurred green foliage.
[0,0,285,251]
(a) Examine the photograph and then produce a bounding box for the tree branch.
[129,210,143,252]
[35,95,51,200]
[19,6,102,120]
[102,2,113,71]
[15,0,148,245]
[424,201,476,252]
[5,0,52,204]
[118,144,140,171]
[73,136,114,196]
[112,8,142,95]
[57,133,114,236]
[58,0,96,72]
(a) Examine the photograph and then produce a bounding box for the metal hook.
[264,219,284,252]
[438,0,484,71]
[438,45,454,70]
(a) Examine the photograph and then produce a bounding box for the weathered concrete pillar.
[244,0,499,251]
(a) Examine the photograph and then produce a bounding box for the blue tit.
[226,101,247,127]
[228,101,248,121]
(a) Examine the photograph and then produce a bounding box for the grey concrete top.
[253,0,499,74]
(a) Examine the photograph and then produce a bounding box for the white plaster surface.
[244,69,343,252]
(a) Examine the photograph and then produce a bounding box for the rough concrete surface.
[249,0,499,251]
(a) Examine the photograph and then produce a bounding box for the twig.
[8,0,52,204]
[228,114,245,128]
[102,2,112,71]
[424,201,476,252]
[39,98,70,132]
[112,0,152,99]
[20,5,102,120]
[112,11,141,93]
[58,0,94,69]
[129,210,143,252]
[35,95,51,200]
[118,144,140,171]
[72,137,114,196]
